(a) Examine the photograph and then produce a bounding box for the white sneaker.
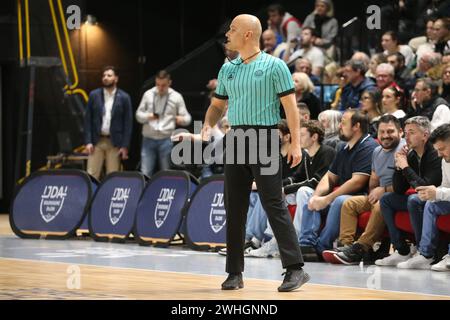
[246,238,279,258]
[375,250,413,266]
[218,237,261,256]
[431,254,450,272]
[397,252,434,269]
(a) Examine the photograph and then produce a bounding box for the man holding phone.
[136,70,192,177]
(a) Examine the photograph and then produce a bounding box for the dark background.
[0,0,387,212]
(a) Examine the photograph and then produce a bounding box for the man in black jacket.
[376,116,442,267]
[84,66,133,180]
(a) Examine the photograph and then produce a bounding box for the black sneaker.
[277,269,310,292]
[221,273,244,290]
[300,245,316,254]
[334,243,366,265]
[322,245,351,264]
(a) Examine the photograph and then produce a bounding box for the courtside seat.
[437,215,450,234]
[287,204,296,220]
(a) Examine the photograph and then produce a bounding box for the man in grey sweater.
[136,70,191,177]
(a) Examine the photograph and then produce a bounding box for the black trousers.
[223,126,304,274]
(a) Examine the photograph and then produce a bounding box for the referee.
[201,14,309,292]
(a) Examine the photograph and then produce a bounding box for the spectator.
[376,116,442,267]
[322,61,339,84]
[295,58,321,85]
[297,102,311,122]
[292,72,322,119]
[136,70,191,177]
[433,17,450,56]
[412,52,443,80]
[413,16,438,61]
[399,123,450,271]
[440,63,450,102]
[327,115,406,264]
[382,85,407,119]
[351,51,371,70]
[247,120,336,258]
[267,3,302,45]
[285,27,325,77]
[302,0,338,60]
[376,63,398,91]
[262,29,287,59]
[381,31,416,67]
[337,60,376,111]
[386,52,414,92]
[84,66,132,181]
[330,67,348,110]
[360,89,383,138]
[408,78,450,131]
[417,0,450,33]
[298,109,378,257]
[318,109,342,150]
[367,53,387,82]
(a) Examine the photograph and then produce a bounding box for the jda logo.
[154,188,176,228]
[40,185,68,223]
[210,193,226,233]
[109,188,130,225]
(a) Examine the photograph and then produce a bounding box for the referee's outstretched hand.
[287,144,302,168]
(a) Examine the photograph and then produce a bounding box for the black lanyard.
[152,92,171,116]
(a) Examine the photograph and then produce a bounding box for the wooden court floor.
[0,215,449,300]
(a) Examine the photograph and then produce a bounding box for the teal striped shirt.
[214,51,295,126]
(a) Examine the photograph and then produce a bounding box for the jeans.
[299,194,351,253]
[261,193,297,239]
[419,201,450,257]
[140,137,173,177]
[380,192,426,251]
[245,192,267,241]
[292,187,314,243]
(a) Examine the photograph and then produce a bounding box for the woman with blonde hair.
[292,72,322,119]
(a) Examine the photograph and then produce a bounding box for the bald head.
[232,14,262,43]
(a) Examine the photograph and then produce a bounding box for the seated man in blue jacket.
[84,66,133,180]
[338,60,377,111]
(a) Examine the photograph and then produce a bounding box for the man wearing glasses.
[408,78,450,131]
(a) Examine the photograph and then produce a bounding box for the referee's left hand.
[287,144,302,168]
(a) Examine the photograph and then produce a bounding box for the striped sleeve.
[214,65,228,100]
[272,59,295,97]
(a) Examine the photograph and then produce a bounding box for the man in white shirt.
[136,70,191,177]
[285,27,325,77]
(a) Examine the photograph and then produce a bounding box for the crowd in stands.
[213,1,450,272]
[84,0,450,271]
